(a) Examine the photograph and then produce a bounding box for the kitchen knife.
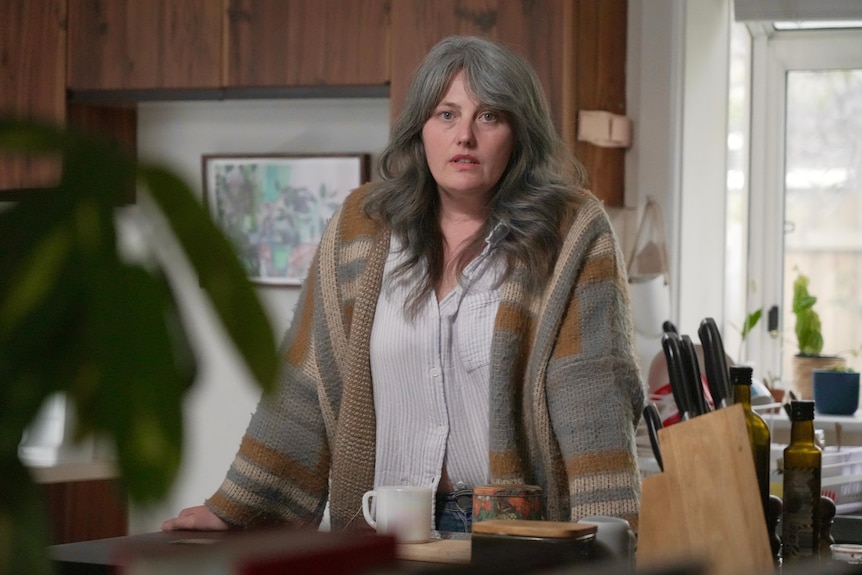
[661,332,693,421]
[643,403,664,472]
[697,317,731,408]
[680,334,711,415]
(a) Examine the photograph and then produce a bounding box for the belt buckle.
[453,489,473,511]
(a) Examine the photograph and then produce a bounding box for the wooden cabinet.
[0,0,66,190]
[225,0,390,88]
[391,0,566,137]
[42,478,127,544]
[8,0,626,204]
[67,0,391,91]
[67,0,223,90]
[390,0,626,206]
[569,0,627,207]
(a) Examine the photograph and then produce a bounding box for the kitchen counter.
[759,408,862,447]
[29,460,118,485]
[27,459,127,545]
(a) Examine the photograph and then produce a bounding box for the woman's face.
[421,71,514,205]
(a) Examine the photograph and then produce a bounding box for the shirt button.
[431,368,440,377]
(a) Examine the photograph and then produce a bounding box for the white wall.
[623,0,685,373]
[130,99,390,533]
[626,0,730,351]
[677,0,732,336]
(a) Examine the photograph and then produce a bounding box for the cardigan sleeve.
[544,224,645,529]
[204,258,333,529]
[204,186,376,529]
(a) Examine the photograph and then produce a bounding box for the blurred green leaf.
[740,308,762,340]
[71,262,193,502]
[0,117,280,570]
[0,457,50,575]
[138,165,278,393]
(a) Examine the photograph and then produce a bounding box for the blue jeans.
[435,488,473,533]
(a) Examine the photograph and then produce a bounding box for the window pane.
[783,69,862,375]
[725,22,751,362]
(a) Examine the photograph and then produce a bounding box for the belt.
[437,487,473,511]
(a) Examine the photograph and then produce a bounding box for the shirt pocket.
[456,291,501,375]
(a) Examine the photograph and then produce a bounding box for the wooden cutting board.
[397,538,471,564]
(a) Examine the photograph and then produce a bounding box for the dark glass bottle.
[781,400,821,562]
[730,365,771,524]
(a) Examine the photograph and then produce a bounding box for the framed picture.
[202,153,370,285]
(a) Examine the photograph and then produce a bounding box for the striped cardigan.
[207,184,645,531]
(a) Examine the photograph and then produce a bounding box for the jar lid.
[729,365,753,385]
[789,400,815,421]
[473,484,542,498]
[472,519,596,540]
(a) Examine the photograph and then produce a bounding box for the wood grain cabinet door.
[390,0,626,206]
[0,0,66,190]
[569,0,627,208]
[225,0,390,87]
[390,0,566,132]
[67,0,223,90]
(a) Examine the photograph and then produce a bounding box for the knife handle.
[681,335,710,415]
[661,332,691,420]
[643,403,664,472]
[706,317,732,402]
[698,318,730,408]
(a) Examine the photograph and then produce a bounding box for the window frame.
[744,27,862,379]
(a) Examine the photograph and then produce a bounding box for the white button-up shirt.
[370,232,504,492]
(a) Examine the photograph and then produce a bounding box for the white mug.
[361,486,433,543]
[579,515,636,562]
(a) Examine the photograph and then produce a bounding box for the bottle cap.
[789,400,815,421]
[729,365,754,385]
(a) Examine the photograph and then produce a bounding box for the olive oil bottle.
[730,366,771,524]
[781,400,821,562]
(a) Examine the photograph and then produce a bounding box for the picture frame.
[202,153,370,285]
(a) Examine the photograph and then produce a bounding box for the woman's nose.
[456,121,475,146]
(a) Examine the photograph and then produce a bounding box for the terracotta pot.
[792,355,846,399]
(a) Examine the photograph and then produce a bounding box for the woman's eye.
[480,112,497,122]
[440,111,454,120]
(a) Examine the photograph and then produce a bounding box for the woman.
[163,35,644,534]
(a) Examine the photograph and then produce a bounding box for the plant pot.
[792,355,846,400]
[813,369,860,415]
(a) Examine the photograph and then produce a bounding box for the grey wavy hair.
[363,35,588,313]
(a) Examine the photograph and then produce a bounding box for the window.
[736,26,862,384]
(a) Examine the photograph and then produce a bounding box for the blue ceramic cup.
[813,369,860,415]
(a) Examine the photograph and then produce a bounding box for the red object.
[115,528,397,575]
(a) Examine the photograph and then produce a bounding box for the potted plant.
[0,118,279,573]
[812,366,860,416]
[791,270,846,399]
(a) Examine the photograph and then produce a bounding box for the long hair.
[363,35,588,314]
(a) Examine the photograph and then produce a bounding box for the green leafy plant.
[0,118,279,574]
[734,307,763,362]
[792,270,824,356]
[741,308,763,341]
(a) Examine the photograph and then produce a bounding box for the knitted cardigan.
[207,184,645,531]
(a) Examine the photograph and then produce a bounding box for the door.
[747,28,862,382]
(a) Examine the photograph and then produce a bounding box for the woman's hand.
[161,505,230,531]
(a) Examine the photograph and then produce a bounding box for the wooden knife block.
[637,404,773,575]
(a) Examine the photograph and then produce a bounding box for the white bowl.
[831,543,862,564]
